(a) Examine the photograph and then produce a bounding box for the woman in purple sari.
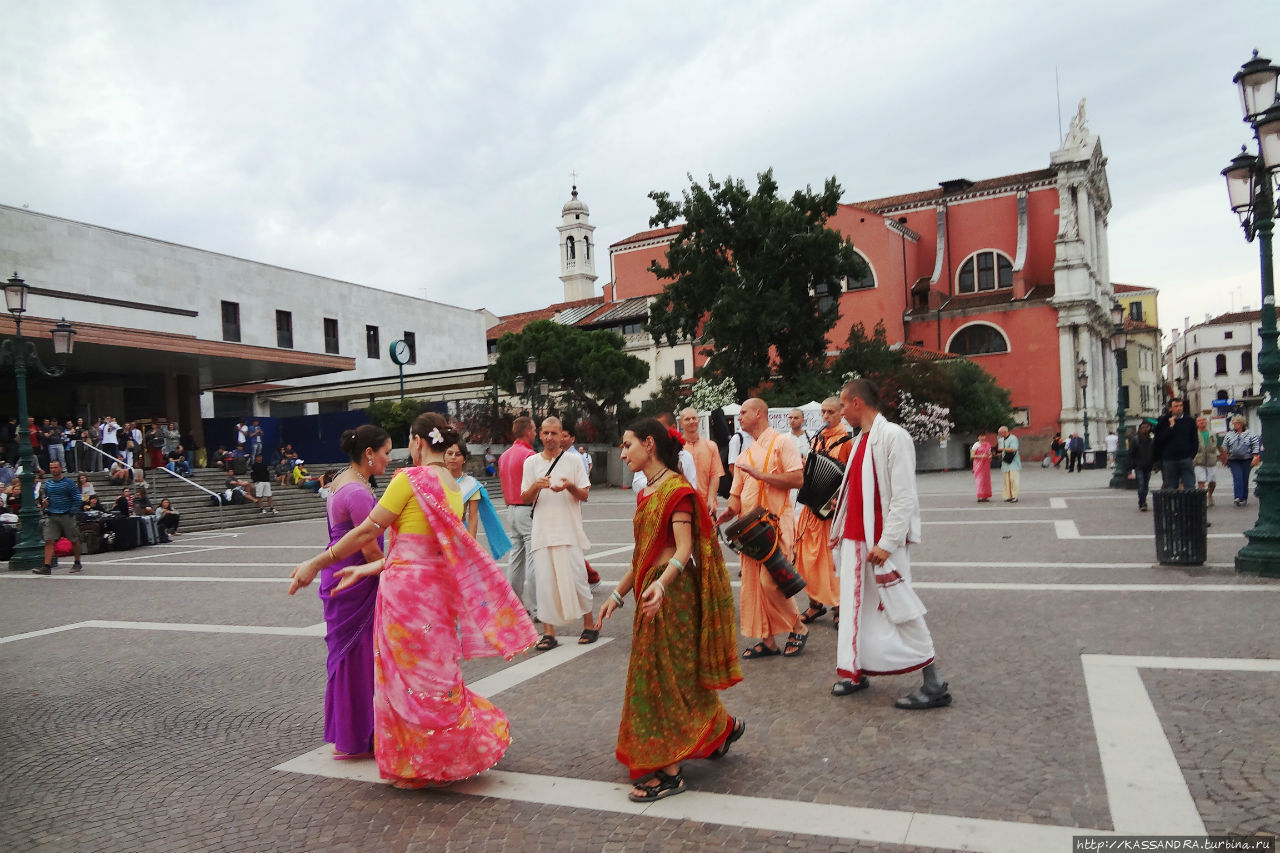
[289,424,393,758]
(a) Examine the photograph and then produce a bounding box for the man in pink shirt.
[499,416,537,614]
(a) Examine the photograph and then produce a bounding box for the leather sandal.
[782,631,809,657]
[799,603,827,624]
[628,769,686,802]
[741,641,781,659]
[709,717,746,759]
[831,676,870,696]
[578,628,600,644]
[894,684,952,710]
[535,634,558,651]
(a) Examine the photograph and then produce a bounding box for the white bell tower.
[558,185,597,302]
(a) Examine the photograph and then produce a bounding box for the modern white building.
[0,203,489,445]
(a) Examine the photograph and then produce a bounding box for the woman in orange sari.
[597,418,743,802]
[290,412,537,789]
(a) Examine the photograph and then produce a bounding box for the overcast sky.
[3,1,1278,339]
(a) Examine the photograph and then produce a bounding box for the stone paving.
[0,465,1276,852]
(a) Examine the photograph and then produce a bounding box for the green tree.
[940,359,1013,434]
[646,169,869,394]
[640,375,686,417]
[365,398,433,446]
[486,320,649,438]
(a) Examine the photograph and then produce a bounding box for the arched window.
[845,249,876,291]
[583,237,590,260]
[947,323,1009,356]
[1194,360,1200,379]
[1242,351,1253,372]
[566,236,576,260]
[957,250,1013,294]
[1215,354,1227,375]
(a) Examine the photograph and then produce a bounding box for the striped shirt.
[42,477,81,515]
[1222,429,1262,460]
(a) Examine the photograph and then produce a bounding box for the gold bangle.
[326,546,337,563]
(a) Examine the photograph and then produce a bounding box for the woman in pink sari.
[970,433,993,502]
[290,412,537,788]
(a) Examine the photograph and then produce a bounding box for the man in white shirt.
[99,417,121,471]
[522,417,595,650]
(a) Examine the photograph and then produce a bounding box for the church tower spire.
[558,183,597,302]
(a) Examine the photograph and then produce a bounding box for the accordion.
[796,436,851,518]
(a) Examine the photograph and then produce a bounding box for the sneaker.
[271,508,278,515]
[32,565,51,575]
[1139,504,1148,512]
[69,563,83,574]
[260,508,268,514]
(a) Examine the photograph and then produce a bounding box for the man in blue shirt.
[31,460,83,575]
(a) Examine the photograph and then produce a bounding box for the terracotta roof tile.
[610,224,682,249]
[852,168,1056,212]
[485,297,604,340]
[1113,282,1158,294]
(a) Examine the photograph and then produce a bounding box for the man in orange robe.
[717,398,809,658]
[794,396,853,627]
[680,407,724,515]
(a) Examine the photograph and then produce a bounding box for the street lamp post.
[1077,358,1090,452]
[1108,302,1131,488]
[1222,49,1280,576]
[0,274,77,571]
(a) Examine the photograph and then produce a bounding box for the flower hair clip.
[667,426,685,447]
[428,427,444,446]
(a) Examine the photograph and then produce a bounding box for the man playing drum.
[794,397,853,627]
[717,398,810,659]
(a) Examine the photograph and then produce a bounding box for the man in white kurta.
[828,379,951,710]
[521,417,595,648]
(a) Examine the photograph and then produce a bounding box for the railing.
[77,443,224,528]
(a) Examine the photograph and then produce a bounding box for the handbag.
[1002,450,1016,464]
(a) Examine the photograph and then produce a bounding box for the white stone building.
[1163,308,1271,425]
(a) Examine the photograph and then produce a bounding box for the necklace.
[427,461,448,469]
[348,466,371,490]
[645,467,670,487]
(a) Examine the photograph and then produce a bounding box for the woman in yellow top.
[289,412,537,789]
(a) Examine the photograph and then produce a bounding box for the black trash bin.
[1151,489,1207,566]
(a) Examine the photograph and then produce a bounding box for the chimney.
[1184,316,1190,331]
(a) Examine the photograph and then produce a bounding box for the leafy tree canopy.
[486,320,649,437]
[646,169,869,394]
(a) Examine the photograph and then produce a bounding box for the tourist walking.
[1222,415,1262,507]
[996,426,1020,502]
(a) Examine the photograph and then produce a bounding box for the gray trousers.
[505,505,535,614]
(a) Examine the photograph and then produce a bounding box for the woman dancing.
[446,439,512,560]
[288,424,391,759]
[597,418,744,802]
[289,413,537,788]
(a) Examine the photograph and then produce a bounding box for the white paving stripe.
[1049,497,1067,509]
[467,637,613,697]
[97,547,224,563]
[0,619,326,643]
[272,752,1113,852]
[1081,656,1209,835]
[584,545,635,560]
[0,574,290,583]
[914,582,1280,592]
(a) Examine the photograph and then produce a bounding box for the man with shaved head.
[717,398,810,658]
[521,416,594,650]
[793,397,853,627]
[679,407,724,514]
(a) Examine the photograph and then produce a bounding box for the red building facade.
[608,103,1119,451]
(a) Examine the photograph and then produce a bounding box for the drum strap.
[749,433,782,516]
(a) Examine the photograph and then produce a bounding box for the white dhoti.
[531,544,592,627]
[835,542,934,680]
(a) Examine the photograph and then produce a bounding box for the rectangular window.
[402,331,417,364]
[323,318,339,354]
[674,359,686,377]
[221,301,241,342]
[276,310,293,349]
[1224,330,1234,339]
[1129,302,1143,322]
[976,253,995,291]
[621,321,645,336]
[1115,350,1128,370]
[366,325,380,359]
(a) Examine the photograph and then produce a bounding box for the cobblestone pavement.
[1,466,1276,852]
